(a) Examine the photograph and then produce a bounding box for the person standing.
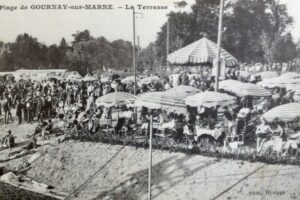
[16,100,22,124]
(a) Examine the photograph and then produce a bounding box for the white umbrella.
[96,92,136,107]
[135,91,187,114]
[220,80,271,97]
[256,71,278,80]
[82,74,97,82]
[138,76,160,86]
[258,75,300,88]
[263,103,300,122]
[280,72,300,79]
[165,85,200,99]
[121,76,140,84]
[184,91,235,108]
[66,73,82,81]
[238,71,250,78]
[167,37,238,66]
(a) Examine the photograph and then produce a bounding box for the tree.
[138,43,160,72]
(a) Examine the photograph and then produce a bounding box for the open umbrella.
[280,72,300,79]
[256,71,278,80]
[184,91,235,108]
[66,73,82,81]
[82,74,97,82]
[134,91,187,114]
[263,103,300,122]
[138,76,160,86]
[238,71,250,78]
[96,92,136,107]
[165,85,200,99]
[220,80,271,97]
[167,37,238,66]
[258,75,300,88]
[121,76,140,84]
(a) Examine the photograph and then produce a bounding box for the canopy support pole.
[148,114,153,200]
[132,7,137,95]
[215,0,224,92]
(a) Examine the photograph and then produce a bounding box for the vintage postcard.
[0,0,299,199]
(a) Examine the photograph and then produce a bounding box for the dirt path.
[21,140,300,200]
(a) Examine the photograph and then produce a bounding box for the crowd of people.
[0,66,299,158]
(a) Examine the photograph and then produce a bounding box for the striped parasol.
[121,76,140,84]
[238,71,250,78]
[138,76,160,86]
[82,74,97,82]
[165,85,200,99]
[256,71,278,80]
[167,37,238,66]
[184,91,235,108]
[286,84,300,95]
[263,103,300,122]
[280,72,300,79]
[95,92,136,107]
[134,91,187,114]
[220,80,271,97]
[258,74,300,88]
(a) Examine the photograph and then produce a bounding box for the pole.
[215,0,224,92]
[148,114,153,200]
[166,17,170,70]
[132,8,137,95]
[137,36,140,72]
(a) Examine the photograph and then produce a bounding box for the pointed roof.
[167,37,238,66]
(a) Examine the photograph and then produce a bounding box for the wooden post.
[215,0,224,92]
[132,8,137,95]
[166,18,170,70]
[148,114,153,200]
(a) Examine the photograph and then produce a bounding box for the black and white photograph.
[0,0,300,199]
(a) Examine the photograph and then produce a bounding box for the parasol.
[82,74,97,82]
[121,76,140,84]
[165,85,200,99]
[167,37,238,66]
[263,103,300,122]
[184,91,235,108]
[95,92,136,107]
[220,79,271,97]
[138,76,160,86]
[256,71,278,80]
[134,91,187,114]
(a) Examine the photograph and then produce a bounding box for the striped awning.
[286,84,300,95]
[82,74,97,82]
[138,76,160,86]
[121,76,140,84]
[263,103,300,122]
[258,75,300,88]
[134,91,187,114]
[220,79,271,97]
[167,37,238,66]
[256,71,278,80]
[96,92,136,107]
[238,71,250,78]
[165,85,200,99]
[184,91,235,108]
[280,72,300,79]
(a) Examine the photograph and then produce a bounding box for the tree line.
[0,0,300,74]
[140,0,300,69]
[0,30,134,74]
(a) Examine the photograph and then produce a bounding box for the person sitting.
[5,130,15,148]
[255,118,272,153]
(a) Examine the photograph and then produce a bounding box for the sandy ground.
[0,115,299,200]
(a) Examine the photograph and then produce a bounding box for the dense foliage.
[0,0,299,73]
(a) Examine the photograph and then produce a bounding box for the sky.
[0,0,299,48]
